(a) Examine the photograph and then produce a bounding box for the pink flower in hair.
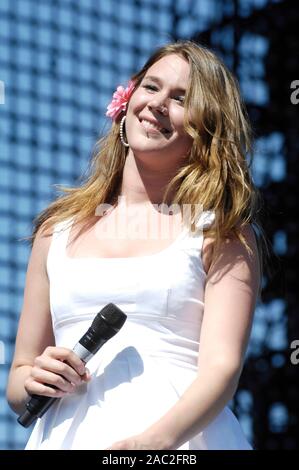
[106,80,135,121]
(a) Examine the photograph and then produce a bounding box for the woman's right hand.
[24,346,91,398]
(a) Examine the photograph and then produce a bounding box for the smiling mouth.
[140,119,171,136]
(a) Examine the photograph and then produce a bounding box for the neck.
[119,150,179,207]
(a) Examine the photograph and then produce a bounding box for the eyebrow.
[143,75,186,93]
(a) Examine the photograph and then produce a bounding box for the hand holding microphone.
[23,347,91,399]
[18,303,127,427]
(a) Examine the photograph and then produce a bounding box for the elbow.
[6,387,18,415]
[201,358,243,395]
[6,378,19,415]
[6,365,30,415]
[215,356,243,378]
[6,388,26,416]
[6,372,14,407]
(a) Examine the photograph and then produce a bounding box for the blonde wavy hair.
[28,40,261,257]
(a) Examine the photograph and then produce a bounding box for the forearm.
[6,365,32,415]
[145,363,240,449]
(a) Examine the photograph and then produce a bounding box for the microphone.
[17,303,127,428]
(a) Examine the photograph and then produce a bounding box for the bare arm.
[108,225,260,450]
[6,223,89,415]
[6,224,54,414]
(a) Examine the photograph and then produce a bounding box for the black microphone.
[17,303,127,428]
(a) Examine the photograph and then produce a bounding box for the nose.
[148,95,168,115]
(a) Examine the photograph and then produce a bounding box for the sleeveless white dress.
[25,211,252,450]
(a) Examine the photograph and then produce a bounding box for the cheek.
[126,99,136,118]
[127,90,147,114]
[171,112,190,139]
[125,107,138,135]
[170,107,186,131]
[125,97,144,132]
[125,100,139,132]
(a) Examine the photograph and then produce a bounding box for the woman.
[7,40,261,450]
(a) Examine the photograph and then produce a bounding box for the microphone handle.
[18,395,59,428]
[17,303,126,428]
[17,341,91,428]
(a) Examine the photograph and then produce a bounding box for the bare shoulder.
[238,223,257,246]
[207,224,260,292]
[202,235,215,275]
[224,224,258,261]
[31,221,55,276]
[202,224,259,276]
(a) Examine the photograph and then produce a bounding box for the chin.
[129,139,167,155]
[131,148,165,160]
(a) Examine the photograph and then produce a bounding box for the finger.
[80,368,92,382]
[44,347,86,376]
[24,377,68,398]
[34,357,84,385]
[30,367,77,393]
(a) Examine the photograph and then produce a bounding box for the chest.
[66,210,186,259]
[65,209,211,274]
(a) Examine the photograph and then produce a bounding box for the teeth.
[141,119,169,133]
[141,119,161,131]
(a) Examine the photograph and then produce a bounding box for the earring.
[119,115,129,147]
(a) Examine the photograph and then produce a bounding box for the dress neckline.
[63,217,191,262]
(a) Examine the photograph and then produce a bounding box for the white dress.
[25,211,252,450]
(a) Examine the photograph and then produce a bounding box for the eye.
[173,95,185,104]
[143,84,158,92]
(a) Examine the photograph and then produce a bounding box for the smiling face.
[125,54,193,168]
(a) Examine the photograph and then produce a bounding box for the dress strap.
[193,210,215,233]
[180,210,215,252]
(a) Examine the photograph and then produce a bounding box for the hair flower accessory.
[106,80,135,121]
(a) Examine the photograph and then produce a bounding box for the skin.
[126,54,192,177]
[66,54,195,259]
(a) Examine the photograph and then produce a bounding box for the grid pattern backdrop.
[1,0,297,450]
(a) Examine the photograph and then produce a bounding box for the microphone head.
[92,303,127,332]
[78,303,127,354]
